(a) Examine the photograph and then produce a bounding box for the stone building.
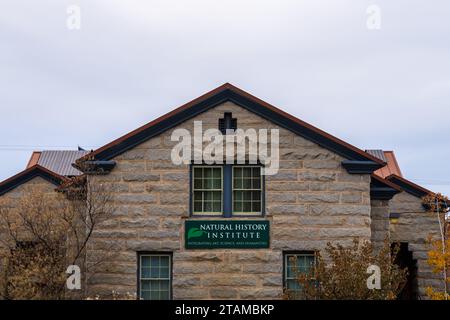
[0,84,446,299]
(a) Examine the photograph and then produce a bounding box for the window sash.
[192,166,223,215]
[284,253,316,295]
[232,166,262,214]
[139,254,171,301]
[191,165,264,216]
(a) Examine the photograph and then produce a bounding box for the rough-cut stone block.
[160,193,187,204]
[267,182,308,192]
[269,205,308,215]
[298,193,339,203]
[303,160,340,169]
[266,171,297,181]
[341,192,362,204]
[202,276,257,287]
[268,193,297,203]
[298,172,336,182]
[172,276,201,288]
[122,173,160,182]
[115,193,157,204]
[174,252,224,262]
[239,288,282,299]
[210,288,238,299]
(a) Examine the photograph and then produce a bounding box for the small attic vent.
[218,112,237,134]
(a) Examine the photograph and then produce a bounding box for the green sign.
[185,220,270,249]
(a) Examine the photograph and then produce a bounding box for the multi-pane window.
[191,165,264,216]
[192,167,223,214]
[284,252,315,299]
[233,166,262,214]
[139,254,171,300]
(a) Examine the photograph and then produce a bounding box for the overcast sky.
[1,0,449,195]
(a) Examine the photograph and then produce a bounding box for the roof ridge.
[76,83,385,166]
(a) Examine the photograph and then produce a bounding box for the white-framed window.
[139,253,171,300]
[192,166,223,215]
[232,166,262,215]
[191,165,264,217]
[284,252,316,299]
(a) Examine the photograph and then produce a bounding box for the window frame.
[232,165,263,216]
[190,164,265,217]
[283,251,316,298]
[137,252,173,301]
[191,166,224,216]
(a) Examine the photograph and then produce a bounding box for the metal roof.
[366,149,403,179]
[27,150,89,176]
[365,149,387,162]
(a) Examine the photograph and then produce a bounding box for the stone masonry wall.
[389,191,444,299]
[370,199,390,250]
[0,176,65,297]
[86,102,372,299]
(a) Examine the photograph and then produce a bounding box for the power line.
[0,145,98,151]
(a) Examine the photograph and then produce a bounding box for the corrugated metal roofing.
[29,150,89,176]
[367,149,403,179]
[365,149,387,162]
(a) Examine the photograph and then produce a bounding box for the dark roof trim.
[77,83,385,168]
[0,165,67,196]
[370,174,402,200]
[342,160,383,174]
[75,160,116,175]
[386,174,433,198]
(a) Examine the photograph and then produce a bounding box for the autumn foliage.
[0,180,114,299]
[286,239,408,300]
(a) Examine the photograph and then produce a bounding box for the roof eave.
[76,84,385,172]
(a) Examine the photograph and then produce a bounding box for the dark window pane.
[150,256,159,267]
[204,202,212,212]
[204,168,212,179]
[140,255,171,300]
[150,290,160,300]
[213,191,221,201]
[194,179,202,189]
[252,178,261,189]
[204,178,212,189]
[194,201,202,212]
[213,178,221,189]
[141,256,150,267]
[204,192,212,201]
[213,202,221,212]
[160,290,170,300]
[243,167,252,177]
[287,279,301,291]
[243,178,252,189]
[194,168,202,178]
[141,281,151,290]
[242,202,252,212]
[150,267,159,278]
[213,168,221,178]
[194,192,202,201]
[141,267,151,278]
[141,290,151,300]
[160,267,169,278]
[252,201,261,212]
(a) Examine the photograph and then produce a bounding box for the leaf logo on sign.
[187,227,205,240]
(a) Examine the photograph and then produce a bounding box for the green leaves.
[187,227,205,240]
